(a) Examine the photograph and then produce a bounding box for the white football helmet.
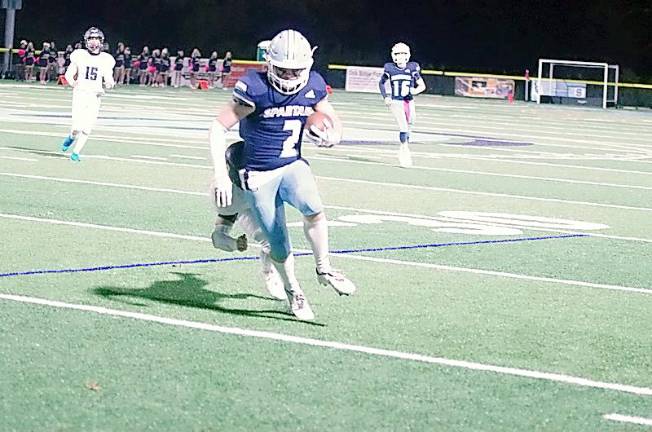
[84,27,105,54]
[265,29,315,95]
[391,42,411,68]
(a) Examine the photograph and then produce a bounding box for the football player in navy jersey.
[208,29,355,320]
[379,42,426,167]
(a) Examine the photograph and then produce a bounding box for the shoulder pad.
[233,70,267,107]
[70,49,84,62]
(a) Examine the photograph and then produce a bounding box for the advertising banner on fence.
[530,79,587,101]
[222,60,266,88]
[345,66,387,93]
[455,77,515,99]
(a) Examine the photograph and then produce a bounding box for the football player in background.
[61,27,115,162]
[379,42,426,168]
[209,29,356,321]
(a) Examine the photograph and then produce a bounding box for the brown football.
[305,111,332,131]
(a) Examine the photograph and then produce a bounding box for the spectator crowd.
[9,38,234,89]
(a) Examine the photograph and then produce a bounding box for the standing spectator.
[62,44,73,75]
[158,48,170,87]
[220,50,232,89]
[137,46,150,86]
[113,42,125,85]
[189,48,201,89]
[38,42,51,84]
[15,40,27,81]
[172,49,184,88]
[149,48,160,86]
[24,42,36,82]
[48,41,59,81]
[123,46,132,84]
[207,51,219,88]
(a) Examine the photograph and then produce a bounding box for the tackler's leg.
[237,209,286,300]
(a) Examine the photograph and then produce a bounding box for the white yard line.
[313,145,652,175]
[0,173,206,196]
[3,172,652,243]
[2,126,651,176]
[318,176,652,212]
[0,128,207,150]
[0,155,37,162]
[1,293,651,396]
[339,254,652,294]
[344,118,652,152]
[169,154,208,160]
[308,155,652,191]
[434,154,652,176]
[131,155,169,161]
[2,146,650,212]
[1,212,651,295]
[603,414,652,426]
[0,213,211,243]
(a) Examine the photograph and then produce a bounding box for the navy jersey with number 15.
[232,70,328,171]
[381,61,422,100]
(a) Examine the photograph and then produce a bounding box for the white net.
[534,59,619,108]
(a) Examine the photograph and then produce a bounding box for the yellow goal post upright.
[536,58,619,109]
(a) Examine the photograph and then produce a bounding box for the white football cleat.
[398,144,413,168]
[262,269,287,300]
[316,268,356,296]
[286,286,315,321]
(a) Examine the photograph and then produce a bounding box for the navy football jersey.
[232,70,328,171]
[380,61,422,100]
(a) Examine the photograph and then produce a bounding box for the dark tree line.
[6,0,651,80]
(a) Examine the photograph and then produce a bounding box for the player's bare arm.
[411,77,426,96]
[210,100,254,207]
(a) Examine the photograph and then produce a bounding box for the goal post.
[536,59,619,109]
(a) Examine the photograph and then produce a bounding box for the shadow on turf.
[91,272,326,327]
[8,145,68,159]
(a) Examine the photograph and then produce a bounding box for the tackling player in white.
[61,27,116,162]
[209,141,286,301]
[379,43,426,168]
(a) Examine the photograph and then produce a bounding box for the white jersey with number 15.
[69,49,115,93]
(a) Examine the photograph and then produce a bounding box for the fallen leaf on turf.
[85,381,101,392]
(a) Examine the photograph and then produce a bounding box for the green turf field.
[1,82,651,431]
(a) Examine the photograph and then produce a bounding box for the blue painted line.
[0,233,588,279]
[328,233,588,254]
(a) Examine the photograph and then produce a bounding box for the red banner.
[222,60,266,88]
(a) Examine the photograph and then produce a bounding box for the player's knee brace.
[399,132,409,143]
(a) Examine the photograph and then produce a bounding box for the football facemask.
[391,42,411,68]
[84,27,105,54]
[266,29,315,95]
